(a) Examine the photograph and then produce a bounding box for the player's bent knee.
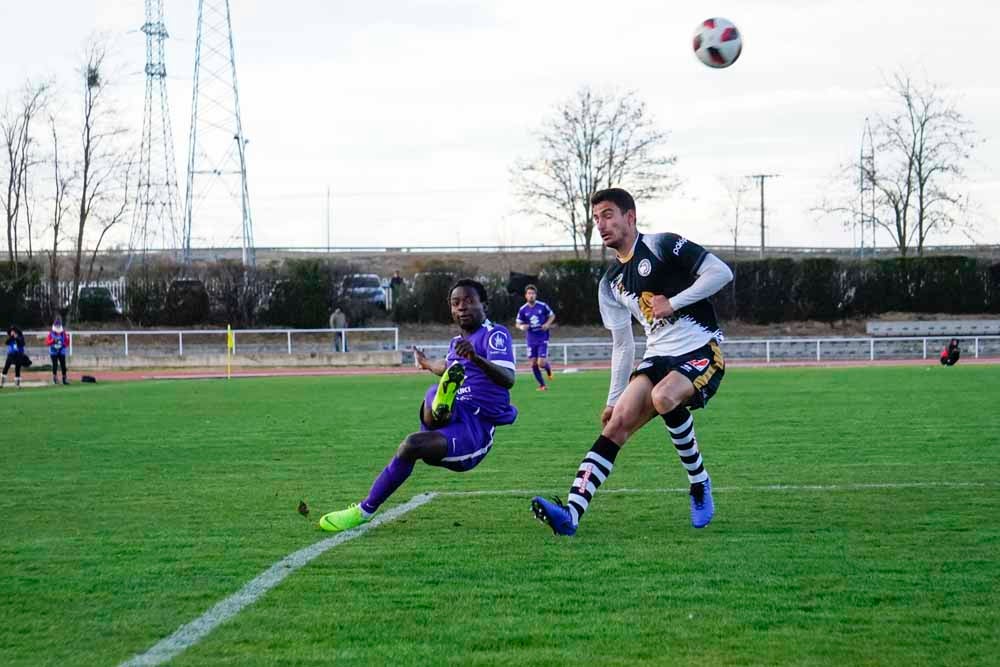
[650,387,681,415]
[396,434,426,461]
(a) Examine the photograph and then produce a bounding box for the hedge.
[388,256,999,326]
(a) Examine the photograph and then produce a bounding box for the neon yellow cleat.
[318,504,369,532]
[431,361,465,423]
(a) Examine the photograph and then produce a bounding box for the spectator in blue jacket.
[3,325,26,389]
[46,318,70,385]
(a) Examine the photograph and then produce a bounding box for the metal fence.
[19,327,400,357]
[411,335,1000,366]
[16,329,1000,365]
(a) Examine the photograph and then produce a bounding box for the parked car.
[342,273,386,307]
[77,286,123,321]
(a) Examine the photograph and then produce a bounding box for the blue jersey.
[5,333,24,356]
[445,320,518,426]
[516,301,554,345]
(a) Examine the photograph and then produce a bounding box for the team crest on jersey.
[689,358,710,371]
[488,331,509,352]
[637,258,652,277]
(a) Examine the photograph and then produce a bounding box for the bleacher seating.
[866,320,1000,337]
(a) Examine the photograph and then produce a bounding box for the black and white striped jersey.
[598,232,726,357]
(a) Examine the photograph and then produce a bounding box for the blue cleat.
[690,477,715,528]
[531,496,576,536]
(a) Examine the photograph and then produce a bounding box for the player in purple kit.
[515,285,556,391]
[318,278,517,532]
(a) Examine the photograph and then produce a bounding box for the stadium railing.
[19,327,400,358]
[414,335,1000,365]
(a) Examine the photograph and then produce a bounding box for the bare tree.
[69,40,133,317]
[718,176,751,258]
[513,88,678,259]
[45,115,74,316]
[818,73,979,256]
[1,80,49,271]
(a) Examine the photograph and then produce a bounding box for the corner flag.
[226,325,235,379]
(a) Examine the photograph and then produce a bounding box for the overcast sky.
[2,1,998,252]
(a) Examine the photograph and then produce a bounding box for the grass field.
[2,365,999,666]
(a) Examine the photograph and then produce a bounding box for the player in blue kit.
[318,279,518,532]
[515,284,556,390]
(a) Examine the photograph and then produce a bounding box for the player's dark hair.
[450,278,488,303]
[590,188,636,214]
[524,284,537,293]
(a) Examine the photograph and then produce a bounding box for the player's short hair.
[450,278,488,303]
[524,284,537,294]
[590,188,636,215]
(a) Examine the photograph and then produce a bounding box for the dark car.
[77,286,122,321]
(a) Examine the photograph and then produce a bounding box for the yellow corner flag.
[226,325,235,379]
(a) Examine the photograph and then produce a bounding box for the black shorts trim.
[629,341,725,409]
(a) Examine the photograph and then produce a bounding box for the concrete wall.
[66,351,402,370]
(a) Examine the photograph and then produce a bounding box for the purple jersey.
[445,320,518,426]
[516,301,553,345]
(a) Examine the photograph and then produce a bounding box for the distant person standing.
[939,339,960,366]
[389,270,405,309]
[330,307,348,352]
[2,325,26,389]
[515,284,556,391]
[46,318,70,385]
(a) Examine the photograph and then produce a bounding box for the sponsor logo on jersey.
[689,358,710,371]
[639,291,656,323]
[636,360,653,371]
[638,258,652,276]
[679,364,693,372]
[673,237,688,256]
[488,331,509,352]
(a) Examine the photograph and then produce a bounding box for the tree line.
[2,39,132,322]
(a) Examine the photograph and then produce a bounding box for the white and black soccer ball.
[692,17,742,69]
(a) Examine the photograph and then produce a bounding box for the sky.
[2,0,998,252]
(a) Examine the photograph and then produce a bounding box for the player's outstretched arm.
[413,346,448,376]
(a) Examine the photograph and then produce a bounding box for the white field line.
[439,480,995,497]
[117,479,992,666]
[118,492,437,667]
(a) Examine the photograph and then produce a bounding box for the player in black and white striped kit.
[532,188,734,535]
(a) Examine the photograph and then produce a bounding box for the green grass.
[2,366,999,666]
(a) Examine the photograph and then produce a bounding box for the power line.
[127,0,182,269]
[183,0,255,267]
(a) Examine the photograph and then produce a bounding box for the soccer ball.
[692,17,742,69]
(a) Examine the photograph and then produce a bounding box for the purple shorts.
[420,385,496,472]
[527,342,549,359]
